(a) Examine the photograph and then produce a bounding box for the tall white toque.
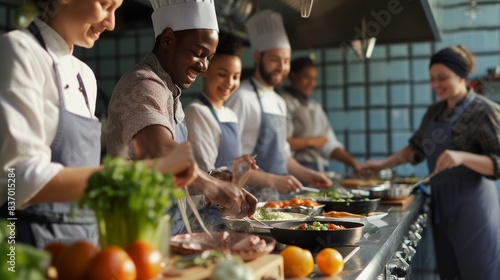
[245,9,291,53]
[150,0,219,38]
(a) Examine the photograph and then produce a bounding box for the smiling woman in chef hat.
[225,10,332,202]
[107,0,258,234]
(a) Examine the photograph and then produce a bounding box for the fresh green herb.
[79,157,185,249]
[0,220,49,280]
[256,207,276,220]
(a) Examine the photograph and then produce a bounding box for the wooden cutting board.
[380,194,414,208]
[162,254,284,280]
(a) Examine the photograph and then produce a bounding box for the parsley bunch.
[79,157,185,249]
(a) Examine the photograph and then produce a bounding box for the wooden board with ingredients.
[162,254,284,280]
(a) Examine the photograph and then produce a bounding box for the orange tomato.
[264,201,280,208]
[303,199,315,208]
[316,248,344,276]
[126,240,163,280]
[44,241,67,266]
[87,246,136,280]
[280,245,314,278]
[290,197,303,206]
[55,240,98,280]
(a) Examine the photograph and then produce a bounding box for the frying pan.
[316,197,380,214]
[269,220,364,254]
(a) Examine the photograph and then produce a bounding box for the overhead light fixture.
[278,0,314,18]
[351,38,376,59]
[300,0,314,18]
[465,0,482,20]
[351,17,376,59]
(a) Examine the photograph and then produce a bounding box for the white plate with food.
[223,208,308,232]
[317,211,388,222]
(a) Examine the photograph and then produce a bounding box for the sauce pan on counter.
[315,197,380,214]
[269,220,364,253]
[369,184,413,200]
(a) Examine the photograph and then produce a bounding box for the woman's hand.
[434,150,465,172]
[156,142,198,188]
[307,171,332,189]
[360,160,385,177]
[199,174,258,218]
[271,174,304,193]
[232,154,259,171]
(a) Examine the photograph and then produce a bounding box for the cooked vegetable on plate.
[295,221,346,231]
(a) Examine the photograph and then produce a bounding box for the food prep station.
[166,187,433,280]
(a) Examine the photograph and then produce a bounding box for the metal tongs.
[232,158,270,228]
[407,170,438,190]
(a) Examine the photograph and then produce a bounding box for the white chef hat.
[150,0,219,38]
[245,9,291,53]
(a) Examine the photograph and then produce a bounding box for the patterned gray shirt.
[107,52,184,158]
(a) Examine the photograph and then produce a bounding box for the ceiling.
[124,0,441,50]
[4,0,441,50]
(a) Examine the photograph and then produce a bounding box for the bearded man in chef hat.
[107,0,258,235]
[226,10,332,202]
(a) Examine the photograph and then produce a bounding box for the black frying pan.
[317,198,380,214]
[269,220,364,254]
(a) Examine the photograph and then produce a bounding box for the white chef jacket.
[281,91,344,169]
[184,95,240,171]
[225,78,292,161]
[0,18,98,208]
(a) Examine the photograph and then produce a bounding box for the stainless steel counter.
[318,193,427,280]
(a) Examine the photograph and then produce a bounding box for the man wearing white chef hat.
[226,9,332,201]
[107,0,258,234]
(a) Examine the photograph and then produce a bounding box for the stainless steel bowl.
[369,184,412,200]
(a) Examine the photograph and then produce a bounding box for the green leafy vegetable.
[0,220,50,280]
[79,157,184,249]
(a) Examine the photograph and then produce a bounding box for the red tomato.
[328,223,339,230]
[55,240,98,280]
[126,240,163,280]
[44,241,67,266]
[86,246,136,280]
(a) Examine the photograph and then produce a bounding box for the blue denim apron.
[0,22,101,248]
[423,93,500,279]
[245,78,288,201]
[192,94,241,231]
[166,106,190,235]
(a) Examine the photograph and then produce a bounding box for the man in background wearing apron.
[282,57,361,174]
[226,10,332,202]
[107,0,257,235]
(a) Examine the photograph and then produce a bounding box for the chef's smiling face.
[291,65,317,97]
[429,64,466,101]
[257,48,291,87]
[167,29,218,90]
[203,54,242,105]
[58,0,122,48]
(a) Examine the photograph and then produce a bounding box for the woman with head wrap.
[362,45,500,279]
